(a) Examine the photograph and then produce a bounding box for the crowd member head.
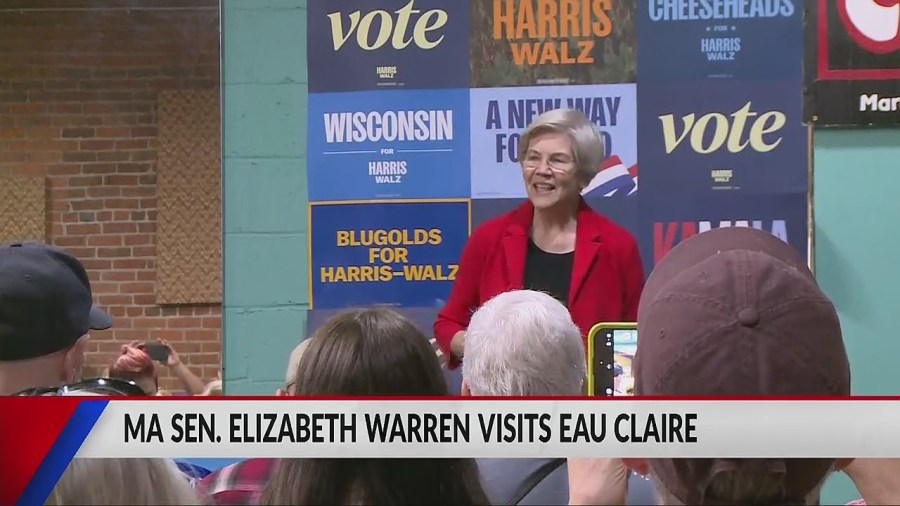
[462,290,657,505]
[108,343,158,396]
[462,289,585,397]
[276,337,313,396]
[15,377,146,397]
[46,458,200,505]
[0,243,112,395]
[197,338,315,504]
[261,308,489,506]
[630,227,851,505]
[519,108,605,211]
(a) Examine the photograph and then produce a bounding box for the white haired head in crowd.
[47,458,200,505]
[462,289,585,397]
[277,337,313,396]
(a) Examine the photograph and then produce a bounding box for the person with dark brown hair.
[254,308,489,506]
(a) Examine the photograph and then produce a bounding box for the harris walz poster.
[805,0,900,126]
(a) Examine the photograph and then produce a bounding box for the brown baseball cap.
[634,227,850,504]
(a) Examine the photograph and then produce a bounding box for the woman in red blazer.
[434,109,645,368]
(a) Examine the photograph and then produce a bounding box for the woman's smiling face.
[521,131,581,210]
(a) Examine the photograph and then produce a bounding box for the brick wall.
[0,0,222,390]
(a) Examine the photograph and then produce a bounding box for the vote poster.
[637,79,807,197]
[470,84,637,199]
[307,0,471,92]
[469,0,637,87]
[308,89,471,201]
[637,192,809,275]
[637,0,802,82]
[804,0,900,126]
[309,200,470,309]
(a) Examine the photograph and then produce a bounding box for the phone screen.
[145,344,169,363]
[611,329,637,396]
[589,325,637,396]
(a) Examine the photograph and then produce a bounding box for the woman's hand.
[158,340,181,367]
[450,331,466,359]
[567,458,629,505]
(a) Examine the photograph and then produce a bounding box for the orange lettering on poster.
[494,0,613,65]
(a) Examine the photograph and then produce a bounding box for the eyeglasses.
[14,377,149,397]
[522,152,575,173]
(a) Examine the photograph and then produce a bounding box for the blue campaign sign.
[637,0,802,81]
[308,89,471,201]
[637,191,808,276]
[309,200,470,309]
[470,84,637,199]
[307,0,470,92]
[637,79,807,197]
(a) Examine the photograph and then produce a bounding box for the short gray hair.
[463,290,586,396]
[518,108,606,187]
[47,458,200,505]
[286,338,313,385]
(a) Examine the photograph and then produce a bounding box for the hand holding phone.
[144,343,170,363]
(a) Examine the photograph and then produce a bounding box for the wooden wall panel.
[0,172,46,243]
[156,90,222,304]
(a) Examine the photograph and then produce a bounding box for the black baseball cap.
[0,243,113,361]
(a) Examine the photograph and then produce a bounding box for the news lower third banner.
[5,399,900,506]
[9,400,900,461]
[309,200,470,309]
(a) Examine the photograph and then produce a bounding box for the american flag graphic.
[581,155,638,197]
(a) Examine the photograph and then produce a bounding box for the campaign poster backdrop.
[804,0,900,126]
[308,89,471,201]
[309,200,470,309]
[470,84,637,199]
[307,0,470,93]
[638,192,808,275]
[637,0,802,82]
[469,0,636,88]
[637,79,807,196]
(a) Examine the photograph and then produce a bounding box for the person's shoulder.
[198,458,275,499]
[581,207,638,248]
[468,204,527,244]
[472,207,520,235]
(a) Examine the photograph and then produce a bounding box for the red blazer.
[434,199,645,369]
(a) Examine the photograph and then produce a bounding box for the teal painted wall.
[816,128,900,505]
[221,0,309,395]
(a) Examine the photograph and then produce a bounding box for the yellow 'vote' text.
[327,0,448,51]
[659,102,786,155]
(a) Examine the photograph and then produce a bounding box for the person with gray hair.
[435,109,644,372]
[462,289,657,505]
